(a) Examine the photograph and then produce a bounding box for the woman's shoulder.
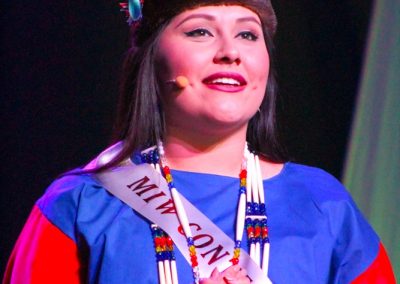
[269,163,385,283]
[35,166,150,246]
[35,172,106,240]
[274,162,379,237]
[37,172,101,210]
[274,162,352,203]
[283,162,340,180]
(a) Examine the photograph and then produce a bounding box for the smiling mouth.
[202,73,247,91]
[209,77,242,86]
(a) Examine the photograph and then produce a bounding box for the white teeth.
[211,78,241,85]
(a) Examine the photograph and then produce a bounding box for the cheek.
[255,49,270,79]
[157,37,205,82]
[245,48,269,112]
[247,49,270,91]
[156,45,179,82]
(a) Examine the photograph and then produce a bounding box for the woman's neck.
[162,126,247,177]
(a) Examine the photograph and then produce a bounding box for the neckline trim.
[170,162,291,182]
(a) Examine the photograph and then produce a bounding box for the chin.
[203,114,250,130]
[207,106,255,122]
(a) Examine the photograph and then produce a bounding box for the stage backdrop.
[344,0,400,281]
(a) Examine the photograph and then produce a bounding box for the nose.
[213,36,241,65]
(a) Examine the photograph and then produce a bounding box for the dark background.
[1,1,372,277]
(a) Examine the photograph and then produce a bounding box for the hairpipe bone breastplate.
[133,143,271,283]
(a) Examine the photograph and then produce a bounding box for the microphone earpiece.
[166,75,189,89]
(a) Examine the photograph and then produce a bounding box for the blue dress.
[4,163,393,283]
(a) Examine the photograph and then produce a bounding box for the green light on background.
[344,0,400,281]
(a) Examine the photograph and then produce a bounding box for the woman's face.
[157,5,270,136]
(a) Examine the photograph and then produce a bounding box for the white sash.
[89,144,272,283]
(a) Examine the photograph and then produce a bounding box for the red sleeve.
[351,243,396,284]
[3,205,83,284]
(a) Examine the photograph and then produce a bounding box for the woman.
[3,0,395,283]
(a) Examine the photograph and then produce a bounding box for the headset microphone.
[167,75,189,89]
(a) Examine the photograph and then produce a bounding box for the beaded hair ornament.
[119,0,143,24]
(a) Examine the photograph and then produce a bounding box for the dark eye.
[185,28,213,37]
[237,31,259,41]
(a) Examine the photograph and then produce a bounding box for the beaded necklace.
[135,142,270,284]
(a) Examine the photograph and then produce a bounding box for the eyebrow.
[175,14,215,28]
[175,14,262,28]
[236,16,262,27]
